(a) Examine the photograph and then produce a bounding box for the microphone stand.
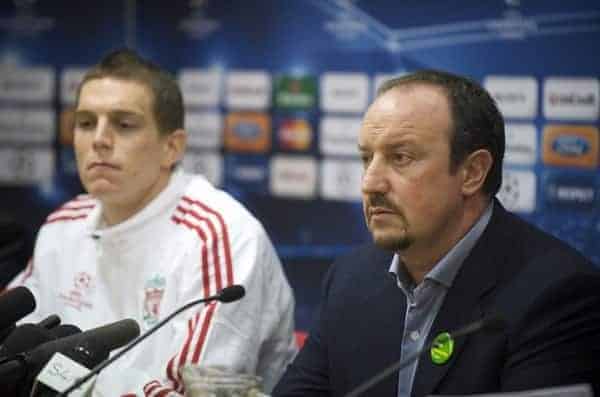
[345,314,506,397]
[59,286,244,396]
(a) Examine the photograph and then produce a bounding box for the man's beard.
[365,193,413,252]
[371,228,413,252]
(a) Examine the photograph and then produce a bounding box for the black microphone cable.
[345,313,507,397]
[58,284,246,396]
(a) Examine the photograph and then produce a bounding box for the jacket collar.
[411,199,510,397]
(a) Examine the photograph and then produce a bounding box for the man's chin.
[371,233,412,252]
[85,185,120,201]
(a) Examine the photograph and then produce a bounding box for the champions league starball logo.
[0,0,54,36]
[178,0,221,39]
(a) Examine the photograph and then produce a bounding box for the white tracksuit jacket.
[10,169,297,396]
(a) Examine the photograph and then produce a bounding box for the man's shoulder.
[41,194,97,230]
[334,243,392,266]
[175,174,262,230]
[329,243,395,286]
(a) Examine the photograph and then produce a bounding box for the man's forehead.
[361,84,453,143]
[77,78,153,113]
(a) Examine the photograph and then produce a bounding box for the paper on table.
[429,383,593,397]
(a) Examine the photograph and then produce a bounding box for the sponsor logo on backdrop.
[543,78,599,120]
[274,75,317,110]
[320,116,362,156]
[484,76,538,119]
[504,123,537,165]
[60,67,87,105]
[178,68,221,107]
[185,111,222,149]
[224,155,269,194]
[496,169,536,213]
[270,155,317,199]
[224,112,271,153]
[0,107,54,144]
[0,67,54,103]
[543,173,597,208]
[320,72,369,113]
[320,158,363,202]
[542,125,599,168]
[59,107,75,146]
[0,146,54,185]
[277,117,312,151]
[226,70,271,110]
[182,150,223,187]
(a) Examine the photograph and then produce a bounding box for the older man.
[274,70,600,397]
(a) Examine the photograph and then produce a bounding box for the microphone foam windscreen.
[0,324,54,357]
[66,338,110,369]
[86,318,140,351]
[50,324,82,339]
[0,287,36,331]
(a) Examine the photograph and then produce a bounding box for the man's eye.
[360,154,372,167]
[118,120,137,130]
[393,153,412,165]
[75,119,93,129]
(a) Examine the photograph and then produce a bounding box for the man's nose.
[92,119,113,149]
[361,156,389,194]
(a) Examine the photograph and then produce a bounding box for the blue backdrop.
[1,0,599,330]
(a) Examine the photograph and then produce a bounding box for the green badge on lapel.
[430,332,454,365]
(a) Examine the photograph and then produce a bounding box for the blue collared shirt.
[389,202,493,397]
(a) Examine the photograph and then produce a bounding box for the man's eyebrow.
[74,109,94,117]
[358,140,416,151]
[74,109,143,118]
[110,109,144,117]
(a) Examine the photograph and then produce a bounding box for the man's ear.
[460,149,493,196]
[161,129,187,170]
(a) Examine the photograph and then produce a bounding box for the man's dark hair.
[377,70,505,196]
[76,48,184,136]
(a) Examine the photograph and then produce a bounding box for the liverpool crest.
[143,274,166,327]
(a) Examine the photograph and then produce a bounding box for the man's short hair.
[377,70,505,196]
[76,48,184,136]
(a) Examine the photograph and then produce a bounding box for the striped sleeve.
[9,195,95,288]
[143,195,234,395]
[45,195,96,225]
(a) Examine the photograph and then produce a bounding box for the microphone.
[58,284,246,396]
[38,315,61,330]
[217,284,245,303]
[3,324,83,396]
[0,316,68,359]
[32,337,110,396]
[0,318,140,387]
[0,287,36,340]
[344,314,507,397]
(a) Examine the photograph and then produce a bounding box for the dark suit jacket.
[274,202,600,396]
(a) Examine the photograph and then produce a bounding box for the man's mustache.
[366,193,398,212]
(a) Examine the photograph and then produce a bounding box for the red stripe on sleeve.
[190,302,217,364]
[181,197,233,287]
[175,204,223,293]
[44,214,89,225]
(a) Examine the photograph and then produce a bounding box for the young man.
[273,70,600,396]
[10,49,297,395]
